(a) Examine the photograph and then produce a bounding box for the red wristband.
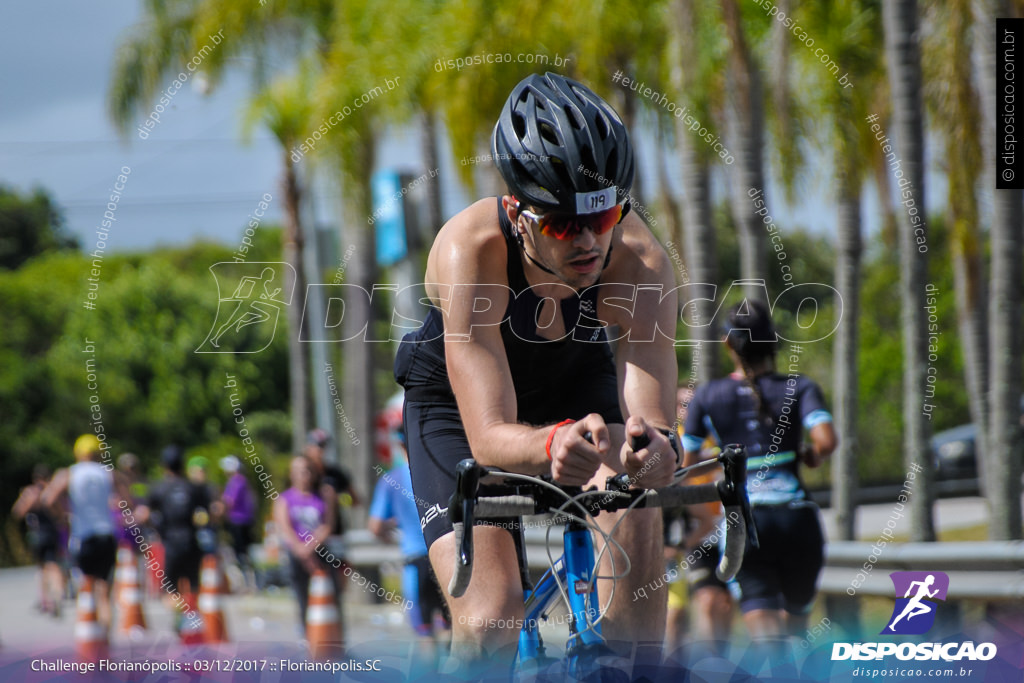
[545,419,576,461]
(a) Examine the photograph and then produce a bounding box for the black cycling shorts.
[163,542,203,593]
[76,534,117,581]
[685,538,728,593]
[732,500,825,615]
[404,400,525,553]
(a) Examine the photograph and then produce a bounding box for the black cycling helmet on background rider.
[492,72,635,215]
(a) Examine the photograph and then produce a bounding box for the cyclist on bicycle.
[395,72,679,668]
[682,301,837,643]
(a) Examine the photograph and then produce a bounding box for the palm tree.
[922,0,990,497]
[242,70,319,455]
[720,0,770,302]
[799,0,884,545]
[883,0,935,542]
[666,0,723,383]
[107,1,317,455]
[973,0,1023,540]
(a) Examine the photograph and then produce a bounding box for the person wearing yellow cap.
[43,434,130,632]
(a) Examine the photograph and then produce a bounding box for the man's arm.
[438,203,611,484]
[319,482,338,536]
[41,469,69,509]
[367,478,395,542]
[11,485,40,519]
[605,215,680,487]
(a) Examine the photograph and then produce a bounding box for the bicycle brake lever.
[718,444,759,549]
[450,459,483,568]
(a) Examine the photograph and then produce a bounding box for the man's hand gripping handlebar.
[446,442,759,598]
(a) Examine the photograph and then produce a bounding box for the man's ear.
[502,195,526,236]
[501,195,518,225]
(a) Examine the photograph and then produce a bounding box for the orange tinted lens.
[539,204,623,240]
[587,204,623,235]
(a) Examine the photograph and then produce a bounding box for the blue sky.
[1,1,950,258]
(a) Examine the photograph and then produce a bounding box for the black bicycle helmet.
[492,72,635,214]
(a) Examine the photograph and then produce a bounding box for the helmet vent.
[539,121,560,145]
[549,157,573,194]
[511,111,527,138]
[605,148,619,177]
[579,147,598,179]
[594,113,609,140]
[564,105,583,130]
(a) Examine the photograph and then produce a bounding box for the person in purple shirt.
[273,455,338,641]
[219,455,256,591]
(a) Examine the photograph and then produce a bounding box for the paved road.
[0,496,1009,680]
[0,563,463,682]
[0,560,576,680]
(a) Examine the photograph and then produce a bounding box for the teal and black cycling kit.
[683,373,833,614]
[394,198,624,549]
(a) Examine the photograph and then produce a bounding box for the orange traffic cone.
[75,576,109,663]
[306,569,342,660]
[199,555,229,643]
[115,546,147,638]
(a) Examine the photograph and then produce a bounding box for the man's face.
[515,204,616,290]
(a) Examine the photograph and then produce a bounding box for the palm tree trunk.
[832,180,861,542]
[282,153,310,456]
[671,0,719,382]
[655,127,683,251]
[975,0,1023,540]
[974,0,1023,538]
[679,139,719,384]
[938,0,990,498]
[986,203,1023,540]
[722,0,769,302]
[951,240,990,487]
[884,0,935,542]
[341,137,378,524]
[421,111,444,233]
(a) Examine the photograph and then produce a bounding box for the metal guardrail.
[808,478,981,508]
[345,520,578,572]
[346,530,1024,602]
[819,541,1024,601]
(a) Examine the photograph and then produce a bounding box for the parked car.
[932,397,1024,480]
[931,423,977,480]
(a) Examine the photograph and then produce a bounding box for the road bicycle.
[447,438,758,679]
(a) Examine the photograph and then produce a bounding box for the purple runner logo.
[881,571,949,635]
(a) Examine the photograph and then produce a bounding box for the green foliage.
[855,215,966,482]
[0,186,79,270]
[0,226,290,566]
[678,208,967,485]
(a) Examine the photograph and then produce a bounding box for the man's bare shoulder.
[605,212,674,286]
[426,197,508,286]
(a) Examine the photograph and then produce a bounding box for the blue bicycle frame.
[446,444,756,677]
[517,520,604,672]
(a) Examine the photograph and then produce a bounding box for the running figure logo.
[881,571,949,635]
[196,262,296,353]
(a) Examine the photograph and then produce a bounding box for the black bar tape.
[474,496,538,517]
[715,505,746,582]
[448,522,472,598]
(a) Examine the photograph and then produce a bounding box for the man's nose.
[571,226,596,250]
